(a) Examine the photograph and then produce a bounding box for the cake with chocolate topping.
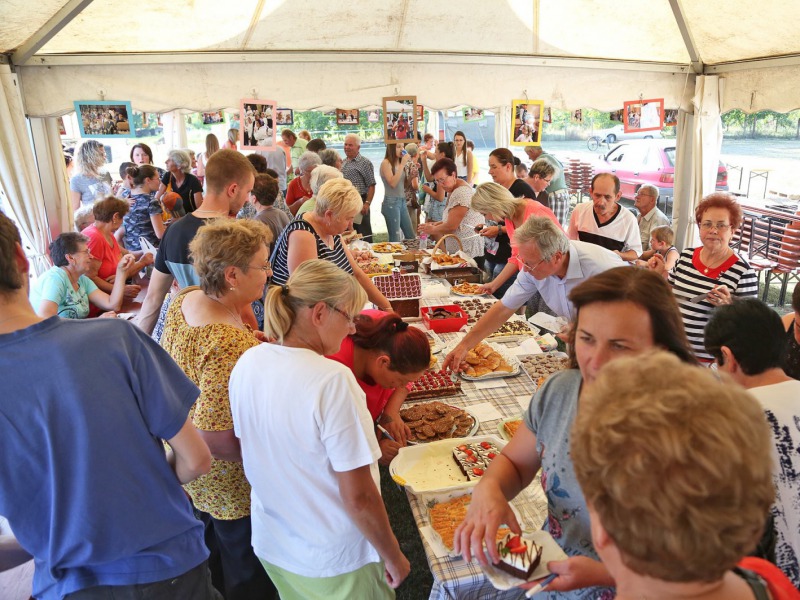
[493,533,543,579]
[452,441,499,481]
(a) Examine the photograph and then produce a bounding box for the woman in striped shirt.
[271,178,393,312]
[648,192,757,362]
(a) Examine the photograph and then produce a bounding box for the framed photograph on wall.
[382,95,417,143]
[571,109,583,124]
[623,98,664,133]
[542,107,552,124]
[202,111,224,125]
[276,109,294,126]
[73,100,134,138]
[367,109,380,123]
[609,109,624,122]
[663,109,678,127]
[336,109,360,125]
[510,100,544,146]
[416,104,424,123]
[240,99,277,151]
[463,107,485,122]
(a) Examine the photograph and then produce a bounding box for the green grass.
[380,466,433,599]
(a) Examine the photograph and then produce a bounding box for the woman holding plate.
[417,158,485,265]
[454,267,696,599]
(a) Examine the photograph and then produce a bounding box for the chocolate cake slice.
[452,441,499,481]
[493,533,543,579]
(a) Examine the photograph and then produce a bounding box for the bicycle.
[586,136,610,152]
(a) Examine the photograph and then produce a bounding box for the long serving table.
[399,277,550,600]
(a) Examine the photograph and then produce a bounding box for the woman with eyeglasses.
[160,219,277,600]
[230,261,410,599]
[647,192,757,362]
[417,158,485,262]
[30,232,135,319]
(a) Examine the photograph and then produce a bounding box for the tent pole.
[10,0,95,67]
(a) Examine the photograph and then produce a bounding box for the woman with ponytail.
[122,164,165,253]
[328,309,430,464]
[230,261,410,599]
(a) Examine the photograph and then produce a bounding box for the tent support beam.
[668,0,703,74]
[706,53,800,73]
[10,0,94,66]
[17,50,693,74]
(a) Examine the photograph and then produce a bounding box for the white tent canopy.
[2,0,800,261]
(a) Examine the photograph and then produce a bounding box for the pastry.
[503,419,522,438]
[487,320,536,340]
[372,242,404,253]
[406,370,461,400]
[519,354,569,387]
[493,533,543,580]
[451,282,483,295]
[452,440,499,481]
[461,343,517,378]
[429,495,513,551]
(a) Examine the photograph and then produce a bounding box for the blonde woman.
[224,128,239,150]
[471,181,561,296]
[156,149,204,214]
[230,261,410,599]
[195,133,220,185]
[160,219,276,599]
[270,178,393,312]
[70,140,113,210]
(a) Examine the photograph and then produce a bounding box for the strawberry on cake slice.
[493,533,543,580]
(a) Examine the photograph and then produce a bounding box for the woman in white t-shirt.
[229,261,410,600]
[452,130,474,184]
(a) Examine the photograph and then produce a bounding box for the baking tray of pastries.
[372,242,405,254]
[400,400,478,442]
[425,489,522,556]
[518,352,569,389]
[456,342,521,380]
[450,282,485,296]
[430,251,470,269]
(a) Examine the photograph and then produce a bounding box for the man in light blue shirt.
[443,217,624,370]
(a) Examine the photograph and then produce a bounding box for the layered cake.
[493,533,543,580]
[406,370,461,401]
[372,273,422,318]
[487,319,536,341]
[452,441,499,481]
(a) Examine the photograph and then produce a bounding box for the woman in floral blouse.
[160,218,276,599]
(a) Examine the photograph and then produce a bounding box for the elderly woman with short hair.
[522,158,556,208]
[271,178,393,312]
[319,148,343,170]
[572,352,797,598]
[30,232,135,319]
[156,149,203,215]
[296,165,344,217]
[159,219,277,600]
[648,192,757,362]
[471,181,562,296]
[82,196,153,298]
[286,151,322,215]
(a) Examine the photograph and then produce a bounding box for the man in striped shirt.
[342,133,376,238]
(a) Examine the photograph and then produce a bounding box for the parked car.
[593,124,662,144]
[591,139,728,203]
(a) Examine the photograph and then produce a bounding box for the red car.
[592,139,728,203]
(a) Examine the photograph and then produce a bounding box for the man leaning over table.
[634,183,670,251]
[442,216,624,371]
[342,133,377,239]
[0,212,217,600]
[568,172,642,262]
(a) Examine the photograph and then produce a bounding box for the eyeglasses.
[242,261,272,273]
[70,250,91,258]
[328,304,356,325]
[635,193,654,199]
[698,221,731,231]
[519,256,547,273]
[433,175,449,185]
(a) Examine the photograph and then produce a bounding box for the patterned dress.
[160,290,258,519]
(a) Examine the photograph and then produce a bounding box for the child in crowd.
[638,224,679,270]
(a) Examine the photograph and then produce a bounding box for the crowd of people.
[1,127,799,600]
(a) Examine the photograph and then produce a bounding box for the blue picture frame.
[73,100,134,138]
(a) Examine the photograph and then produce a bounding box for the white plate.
[451,289,489,297]
[371,243,405,254]
[404,402,480,444]
[480,530,568,590]
[456,342,522,381]
[390,434,506,494]
[423,488,525,557]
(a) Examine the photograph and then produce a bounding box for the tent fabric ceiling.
[2,1,800,114]
[2,0,799,65]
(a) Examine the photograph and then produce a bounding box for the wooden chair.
[761,214,800,305]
